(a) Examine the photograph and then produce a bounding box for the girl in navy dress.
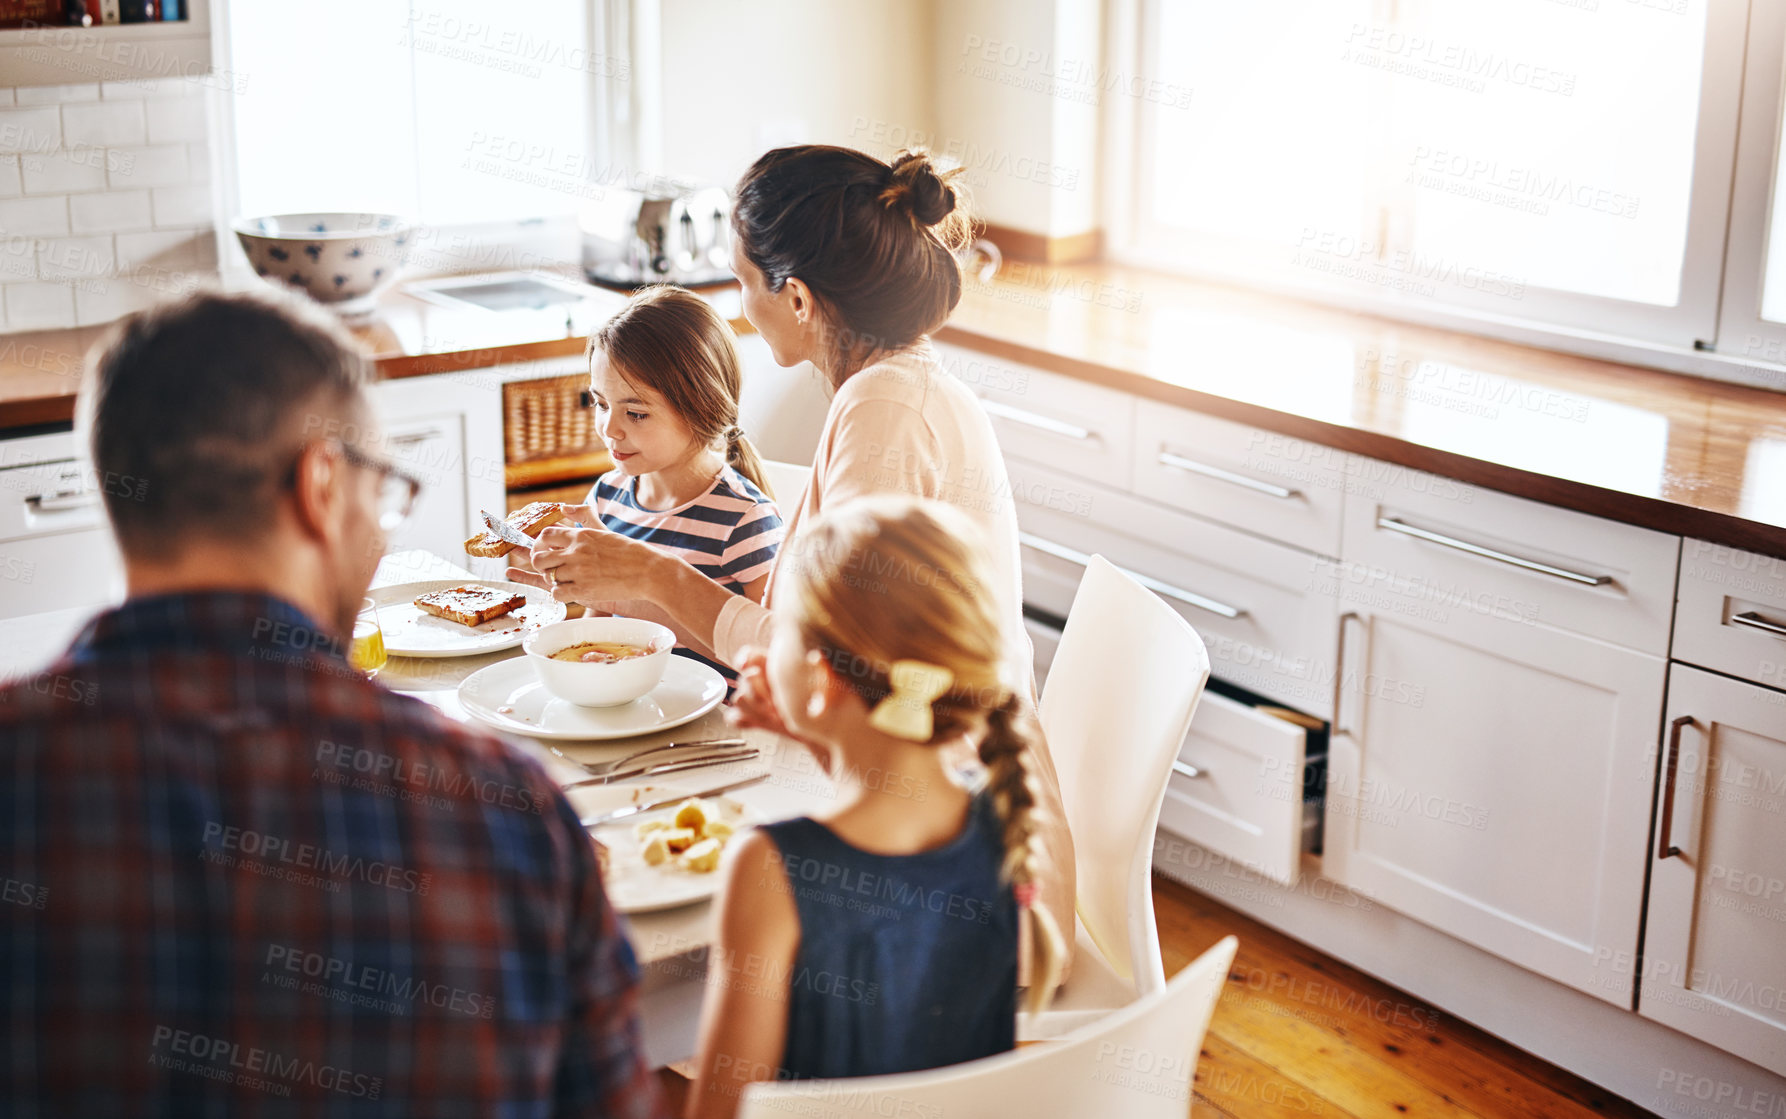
[685,496,1065,1118]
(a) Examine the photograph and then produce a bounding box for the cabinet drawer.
[1157,690,1312,886]
[1340,459,1677,653]
[1133,404,1344,556]
[0,527,120,620]
[936,343,1134,490]
[1674,540,1786,690]
[1010,462,1339,719]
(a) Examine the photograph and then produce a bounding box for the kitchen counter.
[3,262,1784,555]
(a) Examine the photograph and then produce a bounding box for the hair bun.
[881,150,957,226]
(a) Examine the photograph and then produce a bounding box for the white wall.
[656,0,936,191]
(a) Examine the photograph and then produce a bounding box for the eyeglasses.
[337,441,424,532]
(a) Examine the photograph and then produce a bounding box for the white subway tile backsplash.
[102,78,201,101]
[62,100,146,149]
[20,149,107,195]
[38,235,115,282]
[109,144,188,189]
[4,282,76,330]
[0,195,69,237]
[151,184,209,228]
[145,97,206,144]
[74,275,160,327]
[70,189,152,234]
[0,242,37,283]
[16,83,101,106]
[0,106,62,154]
[116,228,202,270]
[2,73,219,334]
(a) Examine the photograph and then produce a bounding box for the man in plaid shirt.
[0,290,666,1117]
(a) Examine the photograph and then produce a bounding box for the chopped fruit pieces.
[680,838,723,874]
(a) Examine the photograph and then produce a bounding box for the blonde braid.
[981,693,1064,1014]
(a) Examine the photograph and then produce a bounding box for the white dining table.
[0,549,837,1068]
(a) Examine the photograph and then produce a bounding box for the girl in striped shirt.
[555,286,784,679]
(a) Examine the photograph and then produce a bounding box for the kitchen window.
[213,0,607,264]
[1113,0,1764,366]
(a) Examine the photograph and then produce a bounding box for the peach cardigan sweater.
[712,341,1077,963]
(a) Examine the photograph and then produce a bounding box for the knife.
[578,772,769,830]
[482,509,540,549]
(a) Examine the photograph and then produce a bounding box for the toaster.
[580,180,733,289]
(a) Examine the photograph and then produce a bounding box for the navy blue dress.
[760,794,1020,1081]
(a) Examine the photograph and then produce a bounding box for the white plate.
[372,580,566,658]
[457,654,728,741]
[592,796,760,913]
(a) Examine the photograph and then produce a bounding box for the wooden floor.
[1154,874,1659,1118]
[656,875,1663,1117]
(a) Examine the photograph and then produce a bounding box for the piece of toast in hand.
[413,585,527,627]
[463,501,566,559]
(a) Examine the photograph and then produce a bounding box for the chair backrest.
[736,936,1238,1119]
[759,459,813,510]
[1039,556,1211,996]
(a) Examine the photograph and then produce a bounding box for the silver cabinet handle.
[27,490,101,512]
[388,429,443,448]
[1158,450,1299,500]
[1376,517,1613,587]
[1657,715,1692,860]
[1333,611,1359,739]
[1018,532,1245,620]
[979,398,1094,442]
[1731,611,1786,638]
[1171,761,1206,780]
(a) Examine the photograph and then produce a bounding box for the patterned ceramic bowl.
[231,212,414,316]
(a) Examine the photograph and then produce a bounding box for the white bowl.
[231,211,414,316]
[524,617,676,707]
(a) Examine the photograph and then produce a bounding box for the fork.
[548,738,750,784]
[558,747,761,792]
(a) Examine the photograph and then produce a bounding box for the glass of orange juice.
[350,597,388,677]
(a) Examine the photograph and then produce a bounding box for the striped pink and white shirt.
[587,464,784,678]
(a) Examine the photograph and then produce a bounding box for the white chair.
[736,936,1238,1119]
[759,459,813,509]
[1026,555,1212,1039]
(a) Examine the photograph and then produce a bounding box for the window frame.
[1105,0,1770,378]
[1713,0,1786,378]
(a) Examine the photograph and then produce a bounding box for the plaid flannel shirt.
[0,591,665,1119]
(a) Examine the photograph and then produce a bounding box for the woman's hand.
[726,648,830,774]
[725,648,790,734]
[505,504,664,605]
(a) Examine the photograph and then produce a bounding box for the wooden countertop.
[940,262,1786,558]
[3,263,1783,556]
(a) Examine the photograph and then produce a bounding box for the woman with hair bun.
[516,146,1074,973]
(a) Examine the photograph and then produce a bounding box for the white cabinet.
[0,431,122,620]
[368,370,508,580]
[1641,663,1786,1076]
[1323,461,1675,1004]
[1323,605,1665,1004]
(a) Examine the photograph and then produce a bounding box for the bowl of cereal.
[524,617,675,707]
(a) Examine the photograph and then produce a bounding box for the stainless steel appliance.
[580,181,733,288]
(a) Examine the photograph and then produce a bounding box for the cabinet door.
[0,455,122,620]
[1322,606,1664,1004]
[1641,664,1786,1076]
[381,416,468,564]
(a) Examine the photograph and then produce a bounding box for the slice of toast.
[463,502,566,559]
[413,585,527,627]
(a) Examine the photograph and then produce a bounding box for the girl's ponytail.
[981,693,1065,1014]
[724,424,774,502]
